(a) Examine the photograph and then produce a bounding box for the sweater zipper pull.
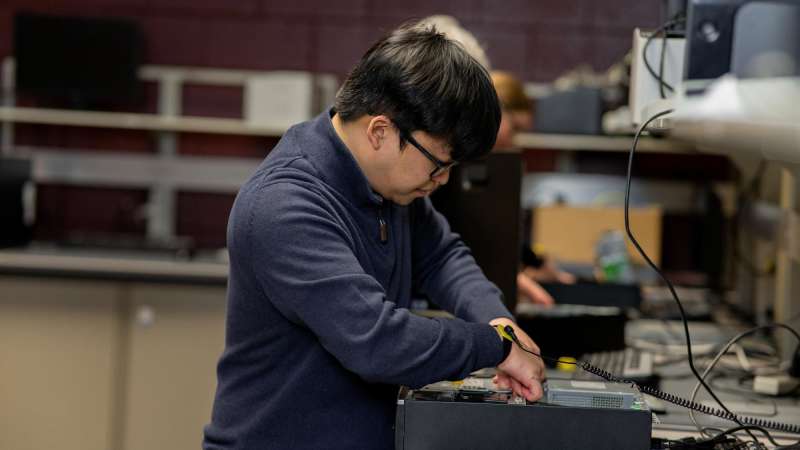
[378,207,388,243]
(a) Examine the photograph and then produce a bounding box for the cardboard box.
[532,205,662,266]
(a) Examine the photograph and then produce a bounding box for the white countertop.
[0,247,229,284]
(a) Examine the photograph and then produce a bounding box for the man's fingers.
[496,365,545,402]
[527,379,544,402]
[510,378,524,398]
[515,376,543,402]
[493,373,511,390]
[513,368,545,402]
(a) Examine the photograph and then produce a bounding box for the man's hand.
[523,258,577,285]
[488,317,545,402]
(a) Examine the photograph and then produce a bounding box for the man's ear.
[366,115,393,151]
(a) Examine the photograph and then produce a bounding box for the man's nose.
[433,169,451,185]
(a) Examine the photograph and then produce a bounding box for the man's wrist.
[493,324,514,361]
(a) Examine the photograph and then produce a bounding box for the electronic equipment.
[671,0,800,166]
[14,12,145,109]
[641,285,713,320]
[399,328,800,450]
[572,348,656,384]
[515,303,627,359]
[430,152,522,312]
[683,0,800,94]
[0,157,34,248]
[533,87,603,135]
[544,378,649,409]
[662,0,689,35]
[539,280,643,310]
[580,360,800,435]
[629,28,685,126]
[395,378,653,450]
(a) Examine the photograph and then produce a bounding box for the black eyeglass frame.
[401,131,459,179]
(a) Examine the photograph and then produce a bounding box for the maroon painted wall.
[0,0,660,82]
[1,0,662,249]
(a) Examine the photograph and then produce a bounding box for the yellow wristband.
[495,325,514,360]
[494,324,514,342]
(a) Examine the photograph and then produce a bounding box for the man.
[203,21,545,450]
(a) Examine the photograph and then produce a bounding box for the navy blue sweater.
[203,110,512,450]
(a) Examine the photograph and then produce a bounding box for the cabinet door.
[121,283,226,450]
[0,276,120,450]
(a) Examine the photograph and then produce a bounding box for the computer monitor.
[430,152,523,312]
[14,12,145,109]
[683,0,800,92]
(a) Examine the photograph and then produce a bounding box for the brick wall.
[0,0,661,81]
[0,0,662,248]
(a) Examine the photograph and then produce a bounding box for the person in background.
[492,70,534,150]
[420,16,575,308]
[491,70,577,307]
[203,21,545,450]
[419,15,491,69]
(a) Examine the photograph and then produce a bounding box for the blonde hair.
[418,15,491,70]
[491,70,531,112]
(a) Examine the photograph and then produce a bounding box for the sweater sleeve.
[410,197,513,323]
[242,181,504,387]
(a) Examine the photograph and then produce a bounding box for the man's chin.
[390,188,434,205]
[396,196,417,206]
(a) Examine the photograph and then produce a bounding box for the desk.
[544,318,800,448]
[652,364,800,448]
[633,319,799,448]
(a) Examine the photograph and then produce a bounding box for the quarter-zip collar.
[307,108,384,207]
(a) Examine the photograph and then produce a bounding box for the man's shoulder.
[241,171,327,215]
[249,118,334,190]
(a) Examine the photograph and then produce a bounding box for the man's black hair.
[334,20,501,162]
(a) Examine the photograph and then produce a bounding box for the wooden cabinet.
[0,277,121,450]
[121,283,226,450]
[0,275,227,450]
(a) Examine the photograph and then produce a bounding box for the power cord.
[497,110,800,442]
[697,425,796,449]
[689,323,800,436]
[500,320,800,439]
[501,322,800,438]
[643,16,686,98]
[625,109,761,443]
[499,324,575,367]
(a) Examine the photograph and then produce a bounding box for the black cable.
[504,323,800,437]
[504,211,800,439]
[643,17,684,98]
[659,24,669,99]
[701,425,798,448]
[625,109,761,443]
[688,322,800,431]
[625,118,800,444]
[643,29,673,96]
[502,325,577,367]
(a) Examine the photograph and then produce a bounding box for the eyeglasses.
[402,131,458,179]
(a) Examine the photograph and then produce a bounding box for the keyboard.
[573,348,654,382]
